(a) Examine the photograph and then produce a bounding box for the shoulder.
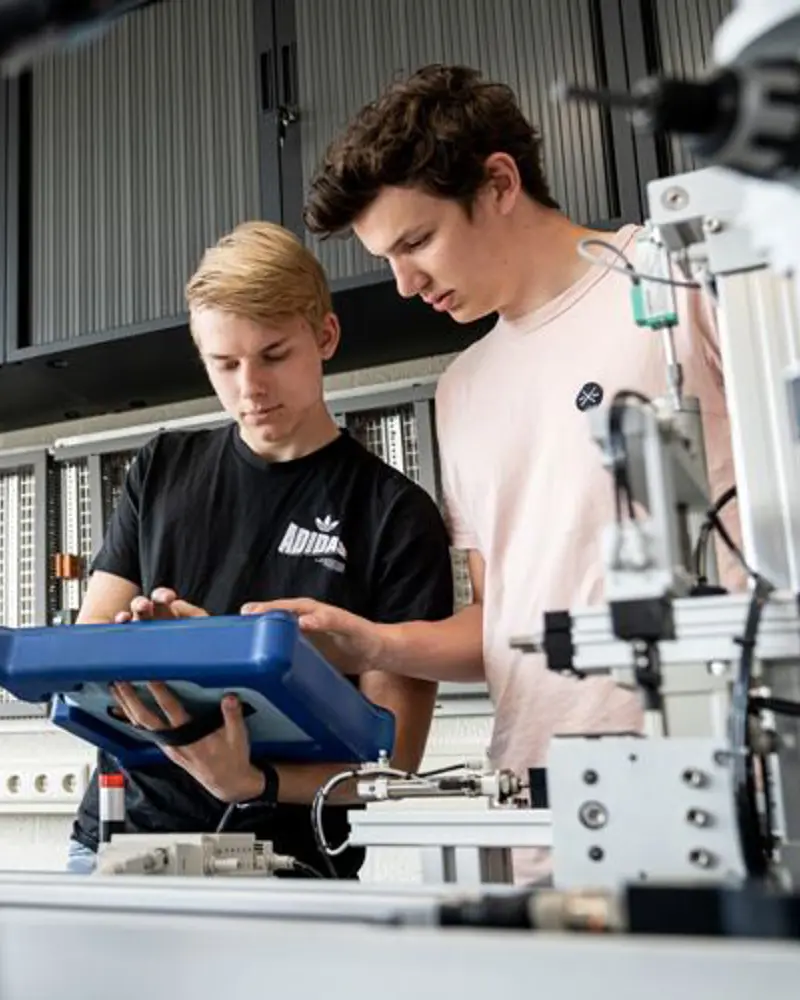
[437,333,496,397]
[146,424,232,464]
[340,434,446,530]
[134,425,233,487]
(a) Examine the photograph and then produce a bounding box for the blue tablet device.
[0,612,395,769]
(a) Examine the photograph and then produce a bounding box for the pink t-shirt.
[434,224,741,883]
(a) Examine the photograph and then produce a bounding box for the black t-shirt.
[71,425,454,877]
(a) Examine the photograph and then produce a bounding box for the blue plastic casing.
[0,612,395,769]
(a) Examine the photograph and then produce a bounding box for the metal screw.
[582,769,599,785]
[703,217,723,234]
[688,848,716,869]
[662,186,689,210]
[588,846,604,862]
[706,660,729,678]
[682,768,708,788]
[686,808,712,828]
[579,801,609,830]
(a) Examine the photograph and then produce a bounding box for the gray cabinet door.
[291,0,629,286]
[20,0,263,350]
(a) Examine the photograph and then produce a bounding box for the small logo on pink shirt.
[576,382,604,411]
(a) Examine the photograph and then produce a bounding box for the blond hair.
[185,221,333,333]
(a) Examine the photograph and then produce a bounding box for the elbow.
[390,680,438,774]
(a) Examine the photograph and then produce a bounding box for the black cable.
[687,493,776,876]
[749,696,800,719]
[728,575,775,878]
[418,762,473,778]
[607,390,652,524]
[693,485,738,584]
[706,508,756,580]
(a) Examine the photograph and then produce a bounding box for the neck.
[240,400,340,461]
[498,205,608,321]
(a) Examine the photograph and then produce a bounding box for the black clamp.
[609,596,676,644]
[542,610,583,679]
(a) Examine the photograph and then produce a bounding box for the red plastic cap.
[99,773,125,788]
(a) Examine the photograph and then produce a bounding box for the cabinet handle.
[260,48,275,112]
[280,41,298,108]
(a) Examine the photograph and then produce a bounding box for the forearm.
[376,603,484,683]
[268,715,433,807]
[273,762,362,806]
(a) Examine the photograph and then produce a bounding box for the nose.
[391,258,428,300]
[237,359,268,400]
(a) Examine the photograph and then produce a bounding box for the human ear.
[317,312,341,361]
[483,152,522,215]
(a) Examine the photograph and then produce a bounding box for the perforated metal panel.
[0,467,37,630]
[347,404,422,483]
[652,0,733,175]
[29,0,260,344]
[296,0,617,280]
[0,465,38,707]
[449,550,473,611]
[56,459,94,613]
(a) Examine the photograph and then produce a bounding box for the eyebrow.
[207,339,289,362]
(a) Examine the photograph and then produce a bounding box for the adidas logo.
[315,515,339,533]
[278,517,347,572]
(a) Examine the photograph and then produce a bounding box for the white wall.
[0,352,496,881]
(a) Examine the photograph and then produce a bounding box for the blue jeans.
[66,839,97,874]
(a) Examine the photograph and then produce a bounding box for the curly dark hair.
[303,64,560,237]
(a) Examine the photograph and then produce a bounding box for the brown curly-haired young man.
[248,64,742,884]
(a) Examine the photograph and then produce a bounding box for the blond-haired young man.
[66,221,453,877]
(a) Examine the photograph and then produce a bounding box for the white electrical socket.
[0,761,91,809]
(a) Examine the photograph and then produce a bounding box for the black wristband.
[237,762,280,808]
